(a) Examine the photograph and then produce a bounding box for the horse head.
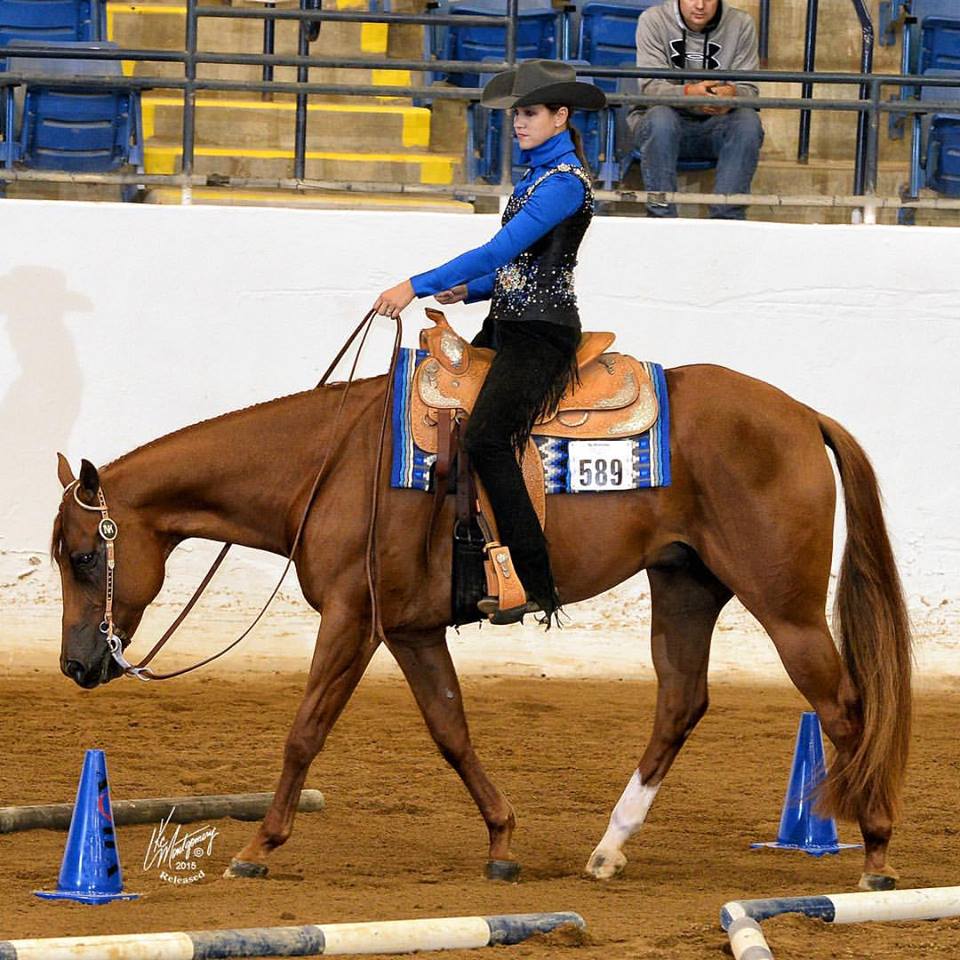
[53,454,167,688]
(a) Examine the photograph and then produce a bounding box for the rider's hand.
[374,279,415,319]
[435,285,468,305]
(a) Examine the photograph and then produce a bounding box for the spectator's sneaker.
[645,202,672,218]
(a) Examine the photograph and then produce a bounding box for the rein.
[69,309,402,681]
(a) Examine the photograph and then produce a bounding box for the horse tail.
[817,413,912,823]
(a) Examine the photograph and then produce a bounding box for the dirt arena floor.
[1,671,959,959]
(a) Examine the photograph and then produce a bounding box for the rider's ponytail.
[546,104,591,178]
[567,121,591,178]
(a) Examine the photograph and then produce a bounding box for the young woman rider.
[374,60,605,625]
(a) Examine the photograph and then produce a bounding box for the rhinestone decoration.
[490,163,594,323]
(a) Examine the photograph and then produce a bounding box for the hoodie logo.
[669,37,722,70]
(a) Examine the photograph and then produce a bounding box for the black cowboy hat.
[481,59,607,111]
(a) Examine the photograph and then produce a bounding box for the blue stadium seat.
[430,0,559,88]
[920,15,960,72]
[575,0,657,185]
[576,0,657,93]
[880,0,957,48]
[0,0,105,68]
[888,0,958,137]
[907,70,960,199]
[900,14,960,205]
[4,41,143,193]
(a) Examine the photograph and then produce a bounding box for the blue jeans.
[634,106,764,219]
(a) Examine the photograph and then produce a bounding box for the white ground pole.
[720,886,960,960]
[0,912,584,960]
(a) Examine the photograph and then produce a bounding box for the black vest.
[489,163,593,328]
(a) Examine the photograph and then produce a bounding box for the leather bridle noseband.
[60,309,402,683]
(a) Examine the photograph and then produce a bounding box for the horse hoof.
[223,858,269,879]
[859,872,898,891]
[485,859,521,882]
[584,849,626,880]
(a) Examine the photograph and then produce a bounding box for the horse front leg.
[225,605,378,878]
[386,629,519,880]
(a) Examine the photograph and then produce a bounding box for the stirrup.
[477,595,542,625]
[480,541,532,624]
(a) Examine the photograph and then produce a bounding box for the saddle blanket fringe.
[390,347,671,493]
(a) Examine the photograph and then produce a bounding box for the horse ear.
[79,459,100,497]
[57,453,75,489]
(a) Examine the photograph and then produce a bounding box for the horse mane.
[104,376,377,470]
[49,374,382,561]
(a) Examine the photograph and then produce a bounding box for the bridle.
[61,309,402,683]
[67,481,153,680]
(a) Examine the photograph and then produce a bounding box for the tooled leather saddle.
[412,308,660,528]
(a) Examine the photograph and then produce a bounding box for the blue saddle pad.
[390,347,671,493]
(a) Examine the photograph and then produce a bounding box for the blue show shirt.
[410,130,587,304]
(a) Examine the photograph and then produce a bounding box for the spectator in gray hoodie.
[626,0,763,219]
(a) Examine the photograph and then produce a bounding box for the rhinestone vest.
[489,163,594,327]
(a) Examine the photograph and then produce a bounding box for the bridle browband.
[63,309,402,682]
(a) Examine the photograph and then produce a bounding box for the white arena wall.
[1,197,958,679]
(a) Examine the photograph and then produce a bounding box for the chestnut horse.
[51,360,911,891]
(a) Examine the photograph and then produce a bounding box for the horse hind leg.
[225,607,378,879]
[585,551,731,880]
[386,630,518,881]
[748,611,898,890]
[704,506,900,887]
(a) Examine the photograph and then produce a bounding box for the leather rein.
[66,309,402,682]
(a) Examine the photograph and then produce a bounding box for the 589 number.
[578,458,624,488]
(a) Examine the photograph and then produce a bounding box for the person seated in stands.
[627,0,763,219]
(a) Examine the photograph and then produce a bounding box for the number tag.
[568,440,634,492]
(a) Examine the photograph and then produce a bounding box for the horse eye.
[72,551,97,568]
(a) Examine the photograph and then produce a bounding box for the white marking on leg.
[585,770,660,880]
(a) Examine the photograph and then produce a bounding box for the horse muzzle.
[62,626,127,688]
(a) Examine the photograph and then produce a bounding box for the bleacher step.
[142,96,431,150]
[106,0,418,92]
[145,185,473,212]
[144,142,461,184]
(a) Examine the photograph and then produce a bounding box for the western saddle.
[412,309,659,623]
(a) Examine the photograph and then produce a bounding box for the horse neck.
[102,379,382,555]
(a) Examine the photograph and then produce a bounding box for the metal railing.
[1,0,959,215]
[796,0,876,198]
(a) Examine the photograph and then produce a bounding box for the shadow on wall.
[0,267,90,551]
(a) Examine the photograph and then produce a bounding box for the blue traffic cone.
[35,749,139,903]
[752,712,860,857]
